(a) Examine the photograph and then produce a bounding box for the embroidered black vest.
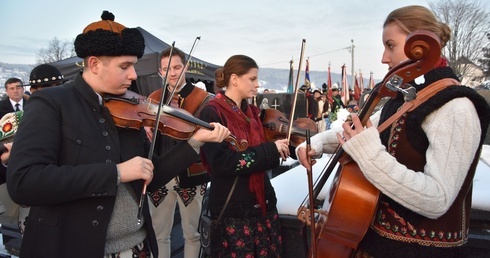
[370,67,490,248]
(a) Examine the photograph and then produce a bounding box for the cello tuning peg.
[403,87,417,102]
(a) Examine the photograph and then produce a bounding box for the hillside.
[259,67,346,92]
[0,62,352,93]
[0,62,33,87]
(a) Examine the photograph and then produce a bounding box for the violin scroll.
[226,135,249,152]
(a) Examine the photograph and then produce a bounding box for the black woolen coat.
[6,74,200,258]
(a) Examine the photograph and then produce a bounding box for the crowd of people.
[274,83,362,132]
[256,82,363,134]
[0,5,489,258]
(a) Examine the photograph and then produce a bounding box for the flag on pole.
[368,71,375,89]
[305,58,311,88]
[341,64,349,106]
[287,59,294,93]
[353,72,361,101]
[327,62,333,103]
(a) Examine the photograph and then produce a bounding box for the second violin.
[260,108,318,147]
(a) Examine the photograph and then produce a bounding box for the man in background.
[0,78,27,119]
[148,47,214,258]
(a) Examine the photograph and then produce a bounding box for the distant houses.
[454,56,488,87]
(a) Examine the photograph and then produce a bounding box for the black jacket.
[0,97,27,119]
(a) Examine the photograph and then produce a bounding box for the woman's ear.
[230,73,238,87]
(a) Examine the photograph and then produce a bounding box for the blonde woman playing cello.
[296,5,489,258]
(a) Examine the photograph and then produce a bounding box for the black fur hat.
[25,64,66,87]
[74,11,145,58]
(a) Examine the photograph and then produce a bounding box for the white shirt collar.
[9,98,23,110]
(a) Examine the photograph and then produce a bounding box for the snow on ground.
[473,145,490,211]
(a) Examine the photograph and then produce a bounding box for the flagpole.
[351,39,355,88]
[327,62,333,103]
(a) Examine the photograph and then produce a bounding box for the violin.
[260,108,318,147]
[103,90,248,151]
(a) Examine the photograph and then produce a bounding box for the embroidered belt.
[372,224,467,247]
[371,201,468,248]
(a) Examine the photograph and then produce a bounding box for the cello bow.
[305,128,317,258]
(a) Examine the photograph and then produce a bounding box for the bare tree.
[429,0,489,79]
[479,33,490,77]
[35,37,75,64]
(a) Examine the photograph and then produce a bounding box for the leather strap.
[377,78,460,133]
[216,177,238,222]
[182,86,210,115]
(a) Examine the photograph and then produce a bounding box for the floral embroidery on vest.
[373,201,464,247]
[387,113,407,155]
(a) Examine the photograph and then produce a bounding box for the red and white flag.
[353,73,361,101]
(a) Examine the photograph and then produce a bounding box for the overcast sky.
[0,0,460,81]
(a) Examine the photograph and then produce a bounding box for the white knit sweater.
[297,97,481,219]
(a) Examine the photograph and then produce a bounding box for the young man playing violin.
[147,47,213,258]
[6,11,229,258]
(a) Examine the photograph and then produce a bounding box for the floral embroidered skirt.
[210,212,282,258]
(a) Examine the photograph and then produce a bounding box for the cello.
[297,30,442,258]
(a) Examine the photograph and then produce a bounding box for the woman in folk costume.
[296,5,490,258]
[199,55,290,257]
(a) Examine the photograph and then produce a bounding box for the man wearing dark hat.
[27,64,66,93]
[6,11,230,258]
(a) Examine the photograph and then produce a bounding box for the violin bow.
[283,39,306,162]
[137,42,176,223]
[305,129,317,258]
[166,36,201,105]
